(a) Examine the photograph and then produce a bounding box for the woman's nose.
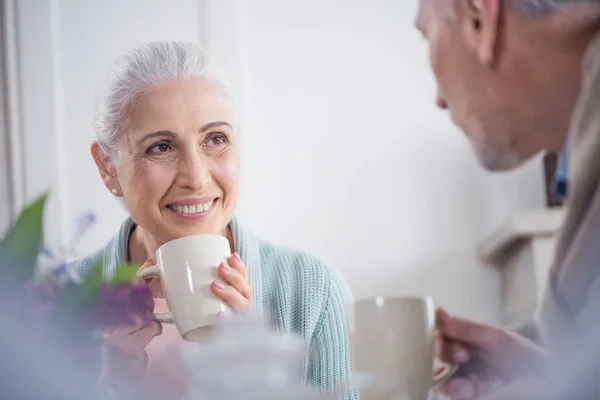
[178,153,211,190]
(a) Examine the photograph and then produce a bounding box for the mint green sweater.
[70,215,358,399]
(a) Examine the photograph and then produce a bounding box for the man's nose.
[436,92,448,110]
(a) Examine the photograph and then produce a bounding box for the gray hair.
[516,0,600,14]
[93,41,230,160]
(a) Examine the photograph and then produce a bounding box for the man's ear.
[91,142,121,195]
[459,0,501,66]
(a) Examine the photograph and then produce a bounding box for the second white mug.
[348,296,456,400]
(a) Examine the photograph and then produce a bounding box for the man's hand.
[435,308,548,399]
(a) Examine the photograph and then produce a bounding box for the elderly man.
[415,0,600,399]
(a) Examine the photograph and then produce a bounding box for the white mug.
[137,234,232,341]
[348,296,457,400]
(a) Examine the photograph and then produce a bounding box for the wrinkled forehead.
[129,79,234,128]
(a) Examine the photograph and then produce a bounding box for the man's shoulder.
[583,31,600,78]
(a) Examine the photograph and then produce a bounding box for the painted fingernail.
[213,280,226,290]
[233,252,241,262]
[220,262,231,271]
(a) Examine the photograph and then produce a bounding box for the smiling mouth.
[167,199,216,215]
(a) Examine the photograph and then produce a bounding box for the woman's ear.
[91,142,121,195]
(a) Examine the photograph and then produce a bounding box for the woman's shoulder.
[256,236,352,302]
[259,239,327,277]
[69,247,107,281]
[253,234,353,339]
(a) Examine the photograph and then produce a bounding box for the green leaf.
[77,260,104,302]
[110,264,140,285]
[0,192,48,282]
[54,261,105,322]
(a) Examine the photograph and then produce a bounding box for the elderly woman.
[71,41,356,399]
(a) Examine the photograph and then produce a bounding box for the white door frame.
[1,0,25,223]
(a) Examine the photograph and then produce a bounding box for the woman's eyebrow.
[137,121,231,145]
[137,130,177,145]
[200,121,232,132]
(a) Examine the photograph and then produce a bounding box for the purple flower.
[41,246,55,259]
[75,210,96,233]
[86,281,153,331]
[67,210,97,248]
[50,263,81,286]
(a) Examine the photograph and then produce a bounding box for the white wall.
[14,0,547,325]
[16,0,202,258]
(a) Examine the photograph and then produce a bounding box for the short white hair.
[517,0,600,14]
[93,41,230,160]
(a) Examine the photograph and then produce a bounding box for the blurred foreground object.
[178,315,341,400]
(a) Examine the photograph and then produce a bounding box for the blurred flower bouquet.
[0,193,347,400]
[0,192,152,399]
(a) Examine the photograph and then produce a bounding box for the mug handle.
[137,265,174,324]
[430,328,459,389]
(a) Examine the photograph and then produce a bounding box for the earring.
[111,188,119,196]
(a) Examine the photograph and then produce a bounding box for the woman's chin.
[159,224,223,242]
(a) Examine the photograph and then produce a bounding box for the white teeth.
[169,199,214,214]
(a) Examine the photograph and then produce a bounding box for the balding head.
[416,0,600,171]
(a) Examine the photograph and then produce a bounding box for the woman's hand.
[434,307,548,399]
[211,252,253,312]
[101,259,162,397]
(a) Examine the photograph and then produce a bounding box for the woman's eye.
[205,133,229,147]
[148,141,173,154]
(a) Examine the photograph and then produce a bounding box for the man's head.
[416,0,600,171]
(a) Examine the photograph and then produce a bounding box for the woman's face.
[97,78,240,244]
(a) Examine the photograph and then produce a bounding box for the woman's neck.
[127,224,235,266]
